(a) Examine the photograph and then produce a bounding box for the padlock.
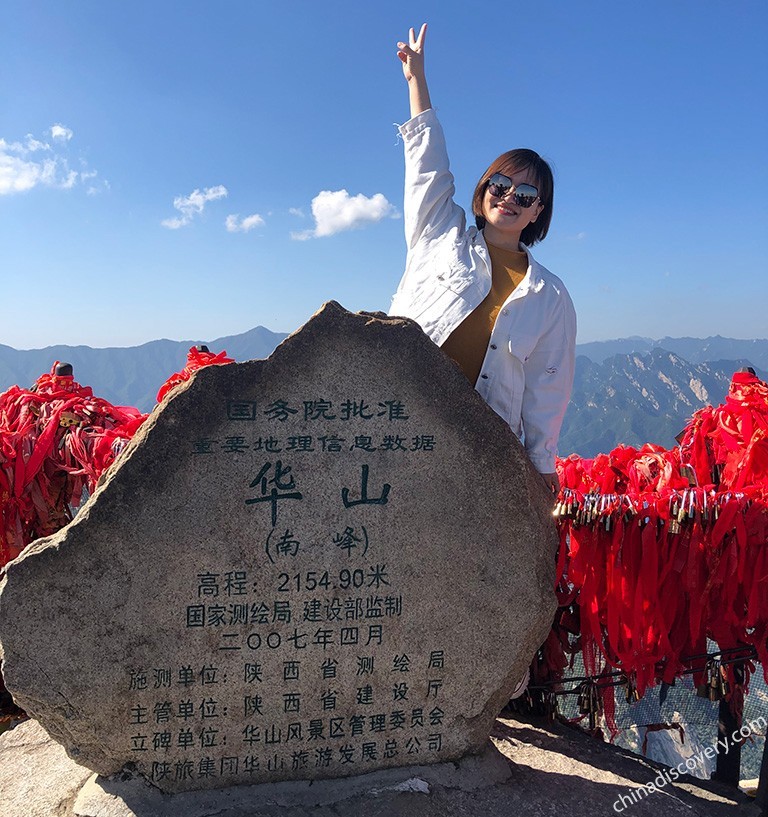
[577,683,590,715]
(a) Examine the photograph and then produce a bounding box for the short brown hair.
[471,149,554,246]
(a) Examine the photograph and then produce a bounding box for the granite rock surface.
[0,302,557,793]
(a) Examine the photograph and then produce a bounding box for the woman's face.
[481,165,544,240]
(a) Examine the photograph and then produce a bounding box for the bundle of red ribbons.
[0,366,147,567]
[543,370,768,715]
[156,346,234,403]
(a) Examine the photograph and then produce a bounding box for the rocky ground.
[1,711,763,817]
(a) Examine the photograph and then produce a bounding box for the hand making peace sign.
[397,23,427,83]
[397,23,431,118]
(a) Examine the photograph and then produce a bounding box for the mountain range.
[2,330,765,459]
[559,349,765,457]
[576,336,768,370]
[0,327,288,416]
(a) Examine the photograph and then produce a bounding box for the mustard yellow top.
[441,242,528,385]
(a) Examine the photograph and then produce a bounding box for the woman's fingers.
[414,23,427,49]
[397,24,426,76]
[401,23,426,54]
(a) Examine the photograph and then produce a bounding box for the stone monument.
[0,302,558,795]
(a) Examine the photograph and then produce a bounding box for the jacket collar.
[472,228,545,293]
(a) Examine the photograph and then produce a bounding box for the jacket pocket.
[404,262,478,321]
[508,331,537,363]
[435,269,475,296]
[401,281,448,322]
[441,239,481,294]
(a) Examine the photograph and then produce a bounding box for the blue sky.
[2,1,766,349]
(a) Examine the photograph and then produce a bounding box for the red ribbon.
[541,370,768,722]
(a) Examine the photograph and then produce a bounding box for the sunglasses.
[487,173,539,209]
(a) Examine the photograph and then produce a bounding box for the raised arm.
[397,24,432,118]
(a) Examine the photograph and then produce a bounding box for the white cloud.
[161,185,228,229]
[225,213,265,233]
[51,124,73,141]
[288,207,305,217]
[60,169,78,189]
[22,136,50,153]
[0,152,55,193]
[0,127,99,196]
[290,189,398,240]
[81,169,109,196]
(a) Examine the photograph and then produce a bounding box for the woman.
[390,24,576,491]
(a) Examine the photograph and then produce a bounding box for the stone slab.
[0,303,558,793]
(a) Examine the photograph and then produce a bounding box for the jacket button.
[490,344,497,350]
[480,374,489,379]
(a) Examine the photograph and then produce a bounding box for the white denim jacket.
[389,108,576,473]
